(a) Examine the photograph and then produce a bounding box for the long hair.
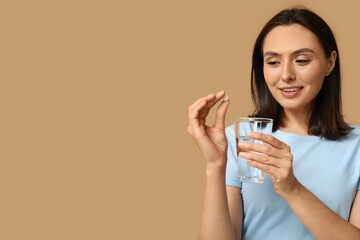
[250,7,352,140]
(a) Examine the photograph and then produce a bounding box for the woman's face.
[262,24,336,113]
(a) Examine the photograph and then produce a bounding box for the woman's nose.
[281,62,296,82]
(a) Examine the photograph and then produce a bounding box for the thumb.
[213,99,230,130]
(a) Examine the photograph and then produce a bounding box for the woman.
[187,7,360,240]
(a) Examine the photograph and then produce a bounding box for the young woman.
[187,7,360,240]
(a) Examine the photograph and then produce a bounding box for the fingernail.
[216,90,225,95]
[223,94,229,101]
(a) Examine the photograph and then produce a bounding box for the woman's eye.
[267,61,279,65]
[296,59,310,64]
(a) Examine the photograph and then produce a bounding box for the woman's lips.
[279,87,304,98]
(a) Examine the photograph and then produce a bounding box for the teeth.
[283,88,300,92]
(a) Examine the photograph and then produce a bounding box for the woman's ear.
[326,50,337,76]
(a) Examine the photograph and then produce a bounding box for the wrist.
[205,161,226,176]
[280,178,303,202]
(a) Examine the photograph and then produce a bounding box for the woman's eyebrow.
[264,48,315,57]
[293,48,315,55]
[264,51,280,57]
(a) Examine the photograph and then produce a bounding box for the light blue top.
[225,124,360,239]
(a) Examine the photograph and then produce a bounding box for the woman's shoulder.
[348,123,360,133]
[344,123,360,139]
[337,123,360,143]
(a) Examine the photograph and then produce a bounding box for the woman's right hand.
[187,90,230,169]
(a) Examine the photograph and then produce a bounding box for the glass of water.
[234,117,273,183]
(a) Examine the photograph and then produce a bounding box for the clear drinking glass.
[234,117,273,183]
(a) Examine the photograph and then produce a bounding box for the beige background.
[2,0,360,239]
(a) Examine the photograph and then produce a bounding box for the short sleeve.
[225,125,242,188]
[351,125,360,191]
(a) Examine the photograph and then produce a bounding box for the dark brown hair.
[250,6,352,140]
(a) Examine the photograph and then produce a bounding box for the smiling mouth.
[282,87,303,92]
[279,86,304,98]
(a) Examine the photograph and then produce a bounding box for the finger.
[188,93,215,120]
[188,91,226,133]
[199,90,226,119]
[245,159,281,176]
[188,93,217,123]
[237,141,282,158]
[189,99,207,129]
[213,99,230,130]
[188,93,215,114]
[248,132,288,150]
[238,151,280,167]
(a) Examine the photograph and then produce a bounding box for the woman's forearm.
[283,180,360,240]
[198,165,235,240]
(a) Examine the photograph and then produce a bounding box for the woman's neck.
[279,109,312,136]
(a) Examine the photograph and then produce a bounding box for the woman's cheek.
[264,67,281,87]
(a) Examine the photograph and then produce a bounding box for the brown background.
[2,0,360,239]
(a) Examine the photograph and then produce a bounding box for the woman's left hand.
[237,131,299,197]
